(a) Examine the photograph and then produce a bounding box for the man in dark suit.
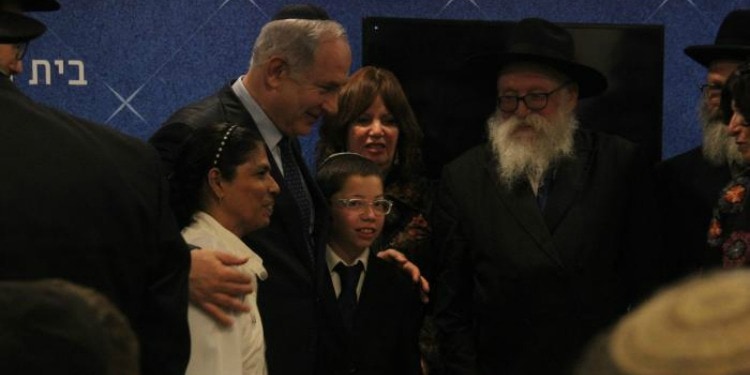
[432,18,659,375]
[0,4,190,375]
[150,18,351,375]
[656,9,750,279]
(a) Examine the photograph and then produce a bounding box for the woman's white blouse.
[182,212,268,375]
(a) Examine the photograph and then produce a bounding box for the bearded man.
[656,9,750,280]
[431,18,660,375]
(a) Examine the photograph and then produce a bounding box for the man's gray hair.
[249,19,347,73]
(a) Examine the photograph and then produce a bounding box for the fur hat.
[684,9,750,68]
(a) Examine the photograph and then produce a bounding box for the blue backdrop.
[15,0,750,163]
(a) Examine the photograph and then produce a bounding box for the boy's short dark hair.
[316,152,383,201]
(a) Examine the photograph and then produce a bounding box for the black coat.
[0,75,190,375]
[655,146,733,277]
[150,83,330,375]
[432,129,660,375]
[317,252,422,375]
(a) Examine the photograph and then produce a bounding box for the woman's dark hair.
[316,152,384,202]
[316,66,423,182]
[170,122,264,229]
[721,61,750,124]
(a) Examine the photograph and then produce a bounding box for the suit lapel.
[218,86,255,125]
[482,147,565,268]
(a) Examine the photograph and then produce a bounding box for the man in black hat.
[656,9,750,280]
[0,4,190,375]
[431,17,659,375]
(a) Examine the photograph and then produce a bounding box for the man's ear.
[566,83,580,110]
[265,57,288,89]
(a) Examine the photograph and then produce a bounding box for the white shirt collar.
[231,76,284,150]
[325,245,369,273]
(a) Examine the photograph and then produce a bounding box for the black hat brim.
[0,11,46,43]
[18,0,60,11]
[684,45,750,68]
[467,52,608,99]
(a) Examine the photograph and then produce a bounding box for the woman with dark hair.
[707,61,750,269]
[170,122,279,375]
[317,66,432,260]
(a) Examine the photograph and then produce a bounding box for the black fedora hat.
[471,18,607,98]
[0,0,60,12]
[684,9,750,68]
[0,10,45,43]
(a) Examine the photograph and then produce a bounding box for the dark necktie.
[334,261,364,331]
[536,171,554,210]
[279,137,314,233]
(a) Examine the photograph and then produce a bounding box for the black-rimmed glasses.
[336,198,393,215]
[700,83,723,98]
[497,81,572,113]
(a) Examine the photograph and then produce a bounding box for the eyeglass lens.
[700,84,723,97]
[14,42,28,60]
[497,81,570,113]
[338,199,392,215]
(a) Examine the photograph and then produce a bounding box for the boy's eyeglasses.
[336,198,393,215]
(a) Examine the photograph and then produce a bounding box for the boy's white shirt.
[325,245,370,301]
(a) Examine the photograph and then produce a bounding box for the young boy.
[316,152,422,375]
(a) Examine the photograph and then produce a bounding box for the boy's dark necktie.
[334,261,364,331]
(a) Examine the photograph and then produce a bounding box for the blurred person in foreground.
[576,269,750,375]
[0,3,189,374]
[0,279,139,375]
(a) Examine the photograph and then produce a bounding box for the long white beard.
[487,110,577,189]
[699,100,743,167]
